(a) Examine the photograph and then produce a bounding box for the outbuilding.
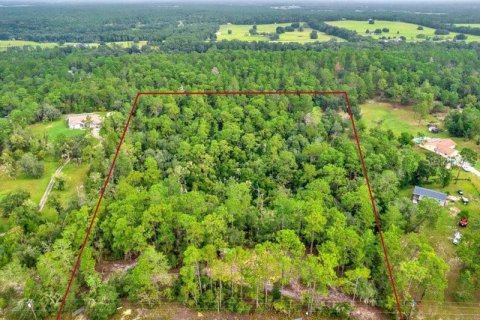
[412,186,447,206]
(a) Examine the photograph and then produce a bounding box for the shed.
[412,186,447,206]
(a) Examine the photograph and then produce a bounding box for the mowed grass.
[326,20,480,42]
[52,162,90,205]
[414,170,480,319]
[360,100,433,136]
[0,116,95,205]
[361,100,480,170]
[217,23,341,43]
[30,118,84,142]
[0,160,59,204]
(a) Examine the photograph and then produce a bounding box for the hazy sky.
[0,0,471,3]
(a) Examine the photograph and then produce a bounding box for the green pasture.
[30,118,85,143]
[455,23,480,28]
[0,40,149,51]
[326,20,480,42]
[0,160,59,203]
[217,23,341,43]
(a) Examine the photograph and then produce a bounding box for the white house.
[67,114,102,130]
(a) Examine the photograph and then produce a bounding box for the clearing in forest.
[216,23,341,43]
[326,20,480,42]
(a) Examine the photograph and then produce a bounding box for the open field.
[30,118,85,142]
[0,160,59,203]
[52,162,89,204]
[361,100,480,170]
[217,23,342,43]
[326,20,480,42]
[0,40,149,51]
[0,40,59,49]
[455,23,480,28]
[0,117,95,205]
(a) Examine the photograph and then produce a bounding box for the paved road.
[38,158,70,211]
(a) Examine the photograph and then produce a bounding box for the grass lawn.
[360,100,480,170]
[0,116,96,205]
[52,162,89,205]
[326,20,480,43]
[363,100,480,317]
[413,171,480,319]
[217,23,342,43]
[360,100,434,136]
[30,118,85,143]
[0,160,59,204]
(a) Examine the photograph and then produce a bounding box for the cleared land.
[361,100,480,319]
[361,100,480,170]
[217,23,341,43]
[326,20,480,42]
[456,23,480,28]
[0,40,148,51]
[30,118,84,142]
[0,117,93,205]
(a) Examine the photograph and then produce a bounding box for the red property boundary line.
[56,91,403,320]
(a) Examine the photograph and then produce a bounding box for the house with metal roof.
[412,186,447,206]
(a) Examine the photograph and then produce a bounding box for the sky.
[0,0,471,3]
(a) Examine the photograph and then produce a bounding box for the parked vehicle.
[453,232,462,245]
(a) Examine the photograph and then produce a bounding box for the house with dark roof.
[412,186,447,206]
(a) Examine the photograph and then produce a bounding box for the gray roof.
[413,186,447,202]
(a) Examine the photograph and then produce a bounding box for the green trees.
[125,246,171,305]
[2,29,479,318]
[18,153,44,178]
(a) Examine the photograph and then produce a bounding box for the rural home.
[421,138,458,159]
[412,186,447,206]
[67,114,102,129]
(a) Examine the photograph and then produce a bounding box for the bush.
[454,270,475,302]
[236,300,251,314]
[270,33,280,40]
[320,302,352,318]
[382,27,389,33]
[272,283,281,301]
[455,33,468,40]
[85,283,119,320]
[374,29,382,34]
[416,34,426,39]
[417,26,424,30]
[435,29,450,35]
[310,30,318,39]
[291,22,300,28]
[276,26,285,34]
[18,153,44,178]
[285,26,295,32]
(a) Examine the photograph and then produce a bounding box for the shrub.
[18,153,44,178]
